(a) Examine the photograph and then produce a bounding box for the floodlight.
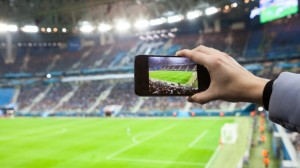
[231,3,238,8]
[79,24,94,33]
[187,10,203,20]
[116,21,131,31]
[46,27,52,33]
[205,7,218,15]
[62,28,67,33]
[41,27,46,32]
[258,106,264,112]
[0,23,8,32]
[149,17,167,26]
[53,27,58,32]
[21,25,39,33]
[7,25,18,32]
[46,73,52,79]
[134,20,149,30]
[98,23,112,32]
[167,14,184,23]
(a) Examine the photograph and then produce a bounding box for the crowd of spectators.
[96,80,139,112]
[140,97,186,112]
[17,84,48,110]
[30,83,73,112]
[161,64,196,71]
[57,81,108,112]
[149,80,197,95]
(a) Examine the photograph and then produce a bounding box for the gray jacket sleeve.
[269,72,300,132]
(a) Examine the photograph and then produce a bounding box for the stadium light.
[98,23,112,32]
[0,23,18,32]
[46,27,52,33]
[134,20,149,30]
[186,10,203,20]
[53,27,58,33]
[258,106,264,112]
[80,24,94,33]
[0,23,8,32]
[21,25,39,33]
[46,73,52,79]
[116,21,131,31]
[62,28,67,33]
[7,25,18,32]
[231,3,238,8]
[41,27,46,32]
[149,17,167,26]
[167,14,184,23]
[205,7,218,15]
[225,5,230,10]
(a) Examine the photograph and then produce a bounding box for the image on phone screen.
[148,57,198,95]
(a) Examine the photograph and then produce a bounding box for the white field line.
[205,146,221,168]
[132,132,149,144]
[110,157,206,166]
[188,130,208,148]
[106,124,176,159]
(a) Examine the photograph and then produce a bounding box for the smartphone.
[134,55,210,96]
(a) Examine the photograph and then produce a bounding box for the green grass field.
[260,5,298,23]
[0,117,251,168]
[149,71,194,85]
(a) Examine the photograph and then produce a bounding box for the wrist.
[249,77,269,105]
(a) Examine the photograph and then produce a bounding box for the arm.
[176,45,268,104]
[176,45,300,132]
[269,72,300,132]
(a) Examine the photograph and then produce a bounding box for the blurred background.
[0,0,299,167]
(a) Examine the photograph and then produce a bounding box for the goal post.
[221,123,238,144]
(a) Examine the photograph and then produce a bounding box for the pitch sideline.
[205,146,221,168]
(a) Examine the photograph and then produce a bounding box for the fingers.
[175,49,210,66]
[193,45,218,55]
[190,89,215,104]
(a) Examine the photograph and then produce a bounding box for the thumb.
[190,89,215,104]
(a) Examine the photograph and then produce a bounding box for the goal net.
[221,123,238,144]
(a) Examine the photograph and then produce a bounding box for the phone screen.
[148,57,198,95]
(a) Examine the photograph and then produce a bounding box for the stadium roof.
[0,0,248,28]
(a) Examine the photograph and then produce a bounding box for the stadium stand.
[8,27,300,115]
[16,84,48,111]
[57,81,108,112]
[30,83,73,112]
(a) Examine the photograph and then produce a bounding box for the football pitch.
[149,71,193,85]
[0,117,251,168]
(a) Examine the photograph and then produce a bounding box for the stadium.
[149,57,198,95]
[0,0,299,168]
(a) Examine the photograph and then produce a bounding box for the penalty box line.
[188,130,208,148]
[106,124,177,159]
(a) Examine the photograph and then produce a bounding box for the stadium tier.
[0,17,299,76]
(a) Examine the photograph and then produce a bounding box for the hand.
[176,45,269,104]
